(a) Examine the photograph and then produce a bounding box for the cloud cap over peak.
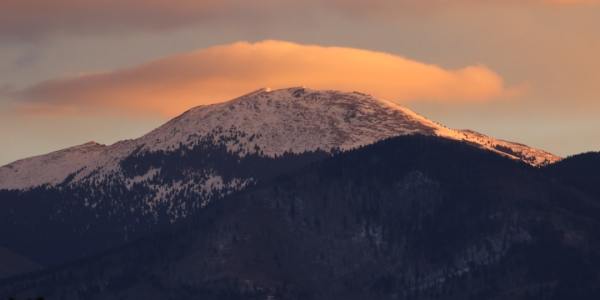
[15,40,513,116]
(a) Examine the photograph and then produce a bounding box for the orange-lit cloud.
[14,40,512,116]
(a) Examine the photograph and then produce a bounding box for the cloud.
[1,0,596,39]
[13,40,513,116]
[0,0,224,39]
[545,0,599,3]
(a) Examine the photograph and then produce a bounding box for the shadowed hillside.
[2,135,599,300]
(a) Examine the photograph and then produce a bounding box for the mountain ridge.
[0,87,560,191]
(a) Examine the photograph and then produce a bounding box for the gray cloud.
[1,0,595,40]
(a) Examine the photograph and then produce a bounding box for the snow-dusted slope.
[138,88,439,155]
[0,142,107,190]
[0,87,560,190]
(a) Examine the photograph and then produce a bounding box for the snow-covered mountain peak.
[138,87,559,165]
[0,87,561,190]
[138,87,441,156]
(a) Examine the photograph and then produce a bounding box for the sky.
[1,0,599,165]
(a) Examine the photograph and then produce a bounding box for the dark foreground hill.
[542,151,600,200]
[2,135,599,300]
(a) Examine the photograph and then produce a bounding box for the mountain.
[542,152,600,200]
[0,87,558,191]
[1,136,597,300]
[0,87,560,274]
[0,247,40,280]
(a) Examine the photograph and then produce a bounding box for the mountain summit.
[0,87,565,274]
[0,87,559,191]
